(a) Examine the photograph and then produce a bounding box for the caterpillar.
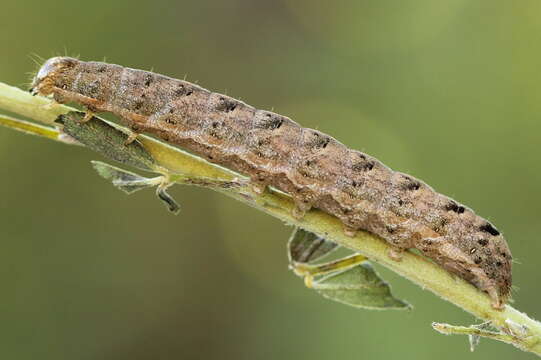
[30,57,512,309]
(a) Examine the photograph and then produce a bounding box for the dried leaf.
[432,322,518,351]
[92,161,157,194]
[91,161,180,214]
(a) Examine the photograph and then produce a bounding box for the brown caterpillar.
[30,57,512,309]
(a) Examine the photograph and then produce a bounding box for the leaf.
[57,111,156,171]
[91,161,180,214]
[92,161,158,194]
[432,322,519,351]
[288,228,338,263]
[312,262,411,310]
[288,229,408,310]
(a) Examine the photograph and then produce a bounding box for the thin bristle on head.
[19,80,34,89]
[25,70,38,81]
[60,46,79,59]
[22,71,39,89]
[53,49,80,60]
[28,53,45,66]
[26,54,47,89]
[28,53,45,73]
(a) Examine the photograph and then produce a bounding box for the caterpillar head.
[30,57,78,96]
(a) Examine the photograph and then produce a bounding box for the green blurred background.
[1,1,539,359]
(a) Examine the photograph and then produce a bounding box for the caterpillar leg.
[292,200,312,220]
[249,174,270,195]
[388,246,405,262]
[80,104,100,123]
[250,181,267,195]
[123,124,142,145]
[80,110,95,123]
[468,266,504,310]
[343,224,357,237]
[124,131,139,145]
[291,254,367,288]
[486,282,504,310]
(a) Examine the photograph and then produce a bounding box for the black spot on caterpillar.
[445,200,466,214]
[480,222,500,237]
[31,57,512,309]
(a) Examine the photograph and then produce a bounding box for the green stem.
[1,82,540,356]
[0,114,61,141]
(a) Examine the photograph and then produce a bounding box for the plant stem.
[0,114,61,141]
[1,82,540,356]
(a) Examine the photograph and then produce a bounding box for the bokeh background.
[1,1,539,359]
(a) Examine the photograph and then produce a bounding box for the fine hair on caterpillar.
[31,57,513,309]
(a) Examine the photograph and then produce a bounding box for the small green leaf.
[57,111,156,171]
[312,263,411,310]
[288,228,338,263]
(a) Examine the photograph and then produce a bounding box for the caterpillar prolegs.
[31,57,512,309]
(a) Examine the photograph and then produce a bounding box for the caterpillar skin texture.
[31,57,512,308]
